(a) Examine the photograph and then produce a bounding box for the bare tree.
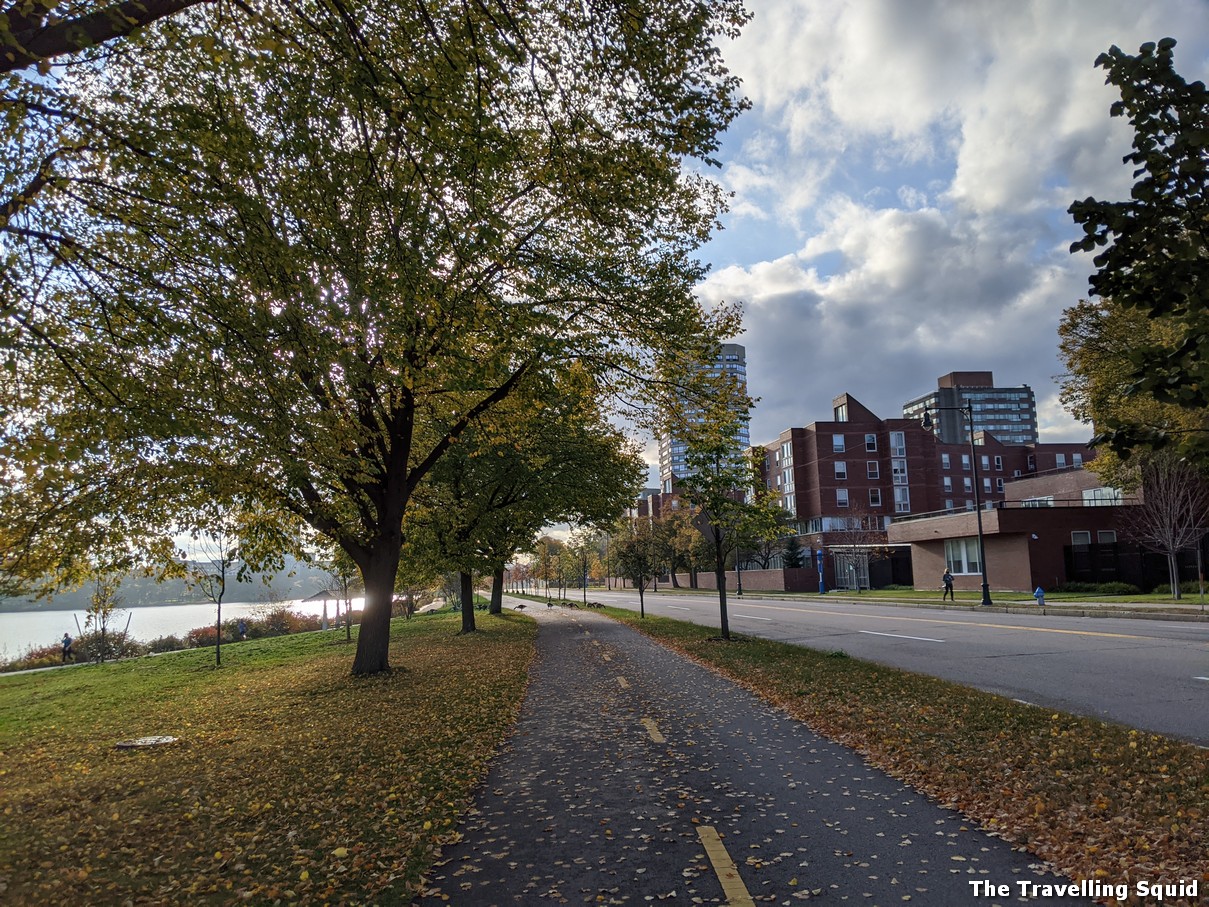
[1124,451,1209,598]
[829,504,893,592]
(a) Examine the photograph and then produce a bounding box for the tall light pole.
[922,405,992,607]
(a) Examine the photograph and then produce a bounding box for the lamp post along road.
[922,405,993,607]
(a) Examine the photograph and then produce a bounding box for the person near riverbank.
[61,633,74,662]
[941,570,954,601]
[238,619,247,640]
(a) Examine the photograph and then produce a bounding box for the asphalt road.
[586,589,1209,746]
[416,607,1090,906]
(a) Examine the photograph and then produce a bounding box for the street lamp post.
[922,405,993,607]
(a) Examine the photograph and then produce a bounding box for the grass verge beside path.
[0,612,536,905]
[604,607,1208,906]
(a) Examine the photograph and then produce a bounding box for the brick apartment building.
[760,392,1093,589]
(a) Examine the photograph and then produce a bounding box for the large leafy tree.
[1059,297,1209,597]
[1058,297,1203,487]
[1,0,749,674]
[407,367,643,631]
[1068,38,1209,459]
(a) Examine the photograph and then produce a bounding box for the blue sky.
[668,0,1209,469]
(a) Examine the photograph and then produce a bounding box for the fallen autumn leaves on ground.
[0,612,535,905]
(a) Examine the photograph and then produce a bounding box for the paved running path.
[416,606,1088,906]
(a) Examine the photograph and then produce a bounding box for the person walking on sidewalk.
[61,632,75,663]
[941,569,955,601]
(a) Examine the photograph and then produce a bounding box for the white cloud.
[695,0,1209,454]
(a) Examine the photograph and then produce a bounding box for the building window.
[833,433,845,453]
[890,431,906,456]
[983,478,992,493]
[834,403,848,422]
[1083,487,1124,506]
[1071,531,1091,547]
[962,454,971,471]
[963,477,973,493]
[1057,453,1067,468]
[994,455,1003,471]
[1023,496,1054,507]
[865,433,878,452]
[893,487,910,513]
[944,498,954,511]
[1073,453,1083,467]
[945,537,981,574]
[891,459,908,485]
[869,488,882,507]
[941,452,951,469]
[867,461,879,479]
[981,455,990,471]
[995,478,1005,492]
[943,476,953,492]
[1098,530,1117,544]
[836,488,849,507]
[834,461,847,480]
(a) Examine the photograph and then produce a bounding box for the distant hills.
[0,557,338,613]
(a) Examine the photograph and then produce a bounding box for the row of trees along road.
[1061,38,1209,597]
[0,0,752,673]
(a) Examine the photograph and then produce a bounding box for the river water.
[0,597,361,662]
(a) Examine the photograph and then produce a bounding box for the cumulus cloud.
[696,0,1209,452]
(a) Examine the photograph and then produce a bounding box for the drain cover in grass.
[115,736,178,749]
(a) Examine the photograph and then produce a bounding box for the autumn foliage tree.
[613,516,658,617]
[406,368,642,631]
[0,0,750,674]
[1069,38,1209,461]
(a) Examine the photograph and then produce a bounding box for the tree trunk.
[351,546,402,675]
[460,570,477,633]
[670,567,680,588]
[715,540,730,640]
[638,578,646,618]
[490,567,504,614]
[1169,553,1181,599]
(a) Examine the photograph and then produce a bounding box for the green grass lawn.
[0,612,535,905]
[603,606,1208,902]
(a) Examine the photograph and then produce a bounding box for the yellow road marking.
[696,826,755,907]
[732,603,1159,642]
[641,718,664,743]
[617,677,629,689]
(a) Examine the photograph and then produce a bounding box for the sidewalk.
[640,587,1209,622]
[416,605,1089,906]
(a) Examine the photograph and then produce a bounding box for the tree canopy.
[1,0,750,674]
[1068,38,1209,458]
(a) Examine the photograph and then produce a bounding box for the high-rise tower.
[902,371,1037,445]
[657,343,749,493]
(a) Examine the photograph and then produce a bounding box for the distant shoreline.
[0,598,270,614]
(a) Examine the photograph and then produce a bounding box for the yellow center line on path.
[731,603,1162,642]
[696,826,755,907]
[641,718,664,743]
